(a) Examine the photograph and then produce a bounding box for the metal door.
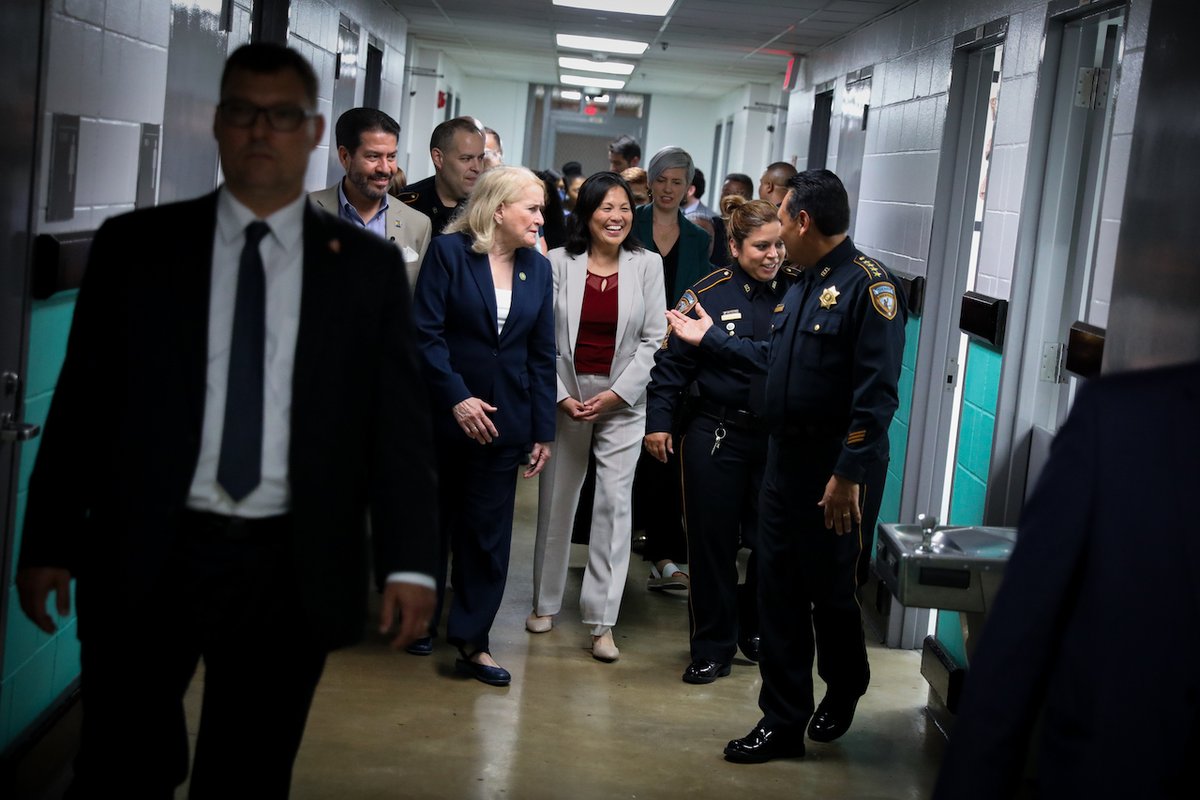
[0,0,45,688]
[837,68,872,231]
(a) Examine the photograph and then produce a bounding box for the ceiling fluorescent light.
[558,56,635,76]
[560,90,582,100]
[588,94,611,103]
[556,34,648,55]
[561,74,626,90]
[552,0,674,17]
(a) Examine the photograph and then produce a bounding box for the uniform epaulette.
[854,254,887,281]
[781,264,802,279]
[693,267,733,295]
[396,191,421,206]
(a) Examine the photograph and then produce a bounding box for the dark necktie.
[217,221,270,502]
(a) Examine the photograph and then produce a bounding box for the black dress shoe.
[405,636,433,656]
[682,660,731,684]
[737,634,761,663]
[455,657,511,687]
[807,697,860,742]
[723,724,805,764]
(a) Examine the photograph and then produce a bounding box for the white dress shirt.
[186,187,433,589]
[187,187,304,517]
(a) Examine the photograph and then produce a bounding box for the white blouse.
[495,288,513,334]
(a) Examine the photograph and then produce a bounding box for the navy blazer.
[933,361,1200,799]
[413,232,556,446]
[632,204,712,304]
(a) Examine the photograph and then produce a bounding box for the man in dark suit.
[933,361,1200,799]
[16,43,437,797]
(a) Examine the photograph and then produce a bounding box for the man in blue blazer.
[933,361,1200,798]
[16,44,437,796]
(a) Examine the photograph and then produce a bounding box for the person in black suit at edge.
[667,170,906,763]
[933,360,1200,799]
[16,43,438,797]
[410,165,556,686]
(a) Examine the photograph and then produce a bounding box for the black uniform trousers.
[433,442,523,654]
[680,414,763,664]
[633,448,688,565]
[756,432,885,732]
[70,513,327,799]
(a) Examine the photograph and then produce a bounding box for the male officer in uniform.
[401,117,485,235]
[310,107,432,291]
[646,204,795,684]
[667,169,905,763]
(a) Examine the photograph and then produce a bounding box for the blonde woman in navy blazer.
[412,166,556,686]
[527,172,666,662]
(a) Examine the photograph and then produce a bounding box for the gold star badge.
[819,285,840,309]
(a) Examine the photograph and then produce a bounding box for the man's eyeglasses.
[218,100,315,132]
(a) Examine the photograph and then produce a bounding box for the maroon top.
[575,270,619,376]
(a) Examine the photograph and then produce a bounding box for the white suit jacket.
[310,183,432,292]
[547,246,667,407]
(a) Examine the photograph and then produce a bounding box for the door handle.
[0,412,40,443]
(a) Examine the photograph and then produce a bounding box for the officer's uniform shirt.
[763,236,906,482]
[645,264,793,433]
[398,175,460,236]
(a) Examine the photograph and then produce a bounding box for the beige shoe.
[592,630,619,662]
[526,612,553,633]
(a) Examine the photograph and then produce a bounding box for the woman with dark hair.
[644,196,791,684]
[412,165,556,686]
[527,172,666,662]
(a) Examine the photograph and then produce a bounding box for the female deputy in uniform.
[631,146,714,590]
[412,165,556,686]
[527,172,666,662]
[644,197,789,683]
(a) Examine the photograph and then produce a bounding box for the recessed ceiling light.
[561,74,626,90]
[556,34,649,55]
[558,56,635,76]
[560,90,583,100]
[552,0,674,17]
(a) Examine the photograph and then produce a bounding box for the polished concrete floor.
[174,479,946,799]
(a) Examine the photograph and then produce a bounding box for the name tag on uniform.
[401,245,420,263]
[720,310,742,322]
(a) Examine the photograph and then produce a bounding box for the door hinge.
[1074,67,1110,110]
[1040,342,1066,384]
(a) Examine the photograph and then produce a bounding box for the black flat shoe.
[454,652,511,687]
[682,660,731,684]
[807,697,860,742]
[724,724,806,764]
[737,634,761,663]
[405,636,433,656]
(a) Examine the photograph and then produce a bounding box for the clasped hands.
[558,389,623,422]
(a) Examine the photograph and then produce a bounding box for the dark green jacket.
[632,204,712,305]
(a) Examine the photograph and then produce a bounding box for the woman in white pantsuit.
[527,172,666,662]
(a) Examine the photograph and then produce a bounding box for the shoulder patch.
[869,281,899,320]
[673,288,699,314]
[855,254,886,281]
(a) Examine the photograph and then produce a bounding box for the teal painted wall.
[934,340,1003,666]
[877,315,921,527]
[1,293,80,753]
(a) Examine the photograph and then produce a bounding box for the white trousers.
[532,373,644,634]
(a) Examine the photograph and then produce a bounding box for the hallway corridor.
[182,479,946,799]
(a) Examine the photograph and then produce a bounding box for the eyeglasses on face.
[217,100,315,132]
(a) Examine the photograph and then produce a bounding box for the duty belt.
[687,397,770,432]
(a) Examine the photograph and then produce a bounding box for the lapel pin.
[519,272,527,281]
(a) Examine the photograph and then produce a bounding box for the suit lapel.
[614,249,633,357]
[566,251,585,354]
[178,193,219,437]
[470,248,499,342]
[293,205,338,437]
